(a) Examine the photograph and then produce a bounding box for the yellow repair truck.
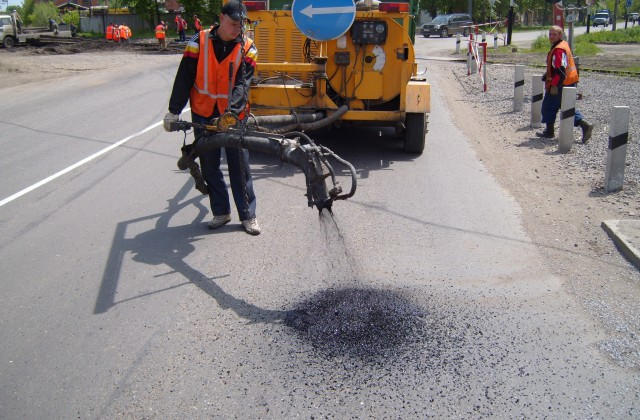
[245,0,429,154]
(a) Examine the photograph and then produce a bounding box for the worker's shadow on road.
[93,179,288,324]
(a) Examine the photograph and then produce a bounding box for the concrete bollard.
[513,65,524,112]
[494,32,498,49]
[481,31,486,43]
[456,33,461,54]
[605,106,631,192]
[558,86,577,153]
[530,76,543,128]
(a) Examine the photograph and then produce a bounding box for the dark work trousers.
[541,83,584,126]
[193,113,257,221]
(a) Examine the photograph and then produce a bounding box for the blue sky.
[1,0,21,11]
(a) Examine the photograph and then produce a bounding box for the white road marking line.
[0,109,190,208]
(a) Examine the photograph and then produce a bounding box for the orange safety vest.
[119,25,127,40]
[545,40,579,89]
[113,26,120,41]
[106,24,113,40]
[155,24,165,39]
[195,18,202,31]
[190,30,253,119]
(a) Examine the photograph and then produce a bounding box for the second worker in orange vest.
[164,0,261,235]
[537,25,593,143]
[155,21,167,49]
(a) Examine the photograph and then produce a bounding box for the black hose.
[271,105,349,134]
[250,112,324,125]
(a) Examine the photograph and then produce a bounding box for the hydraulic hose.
[271,105,349,134]
[250,112,325,126]
[193,131,332,210]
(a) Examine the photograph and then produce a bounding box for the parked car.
[421,13,473,38]
[629,12,639,23]
[592,12,610,27]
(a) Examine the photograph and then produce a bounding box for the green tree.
[205,0,223,26]
[180,0,206,25]
[61,10,79,26]
[29,1,59,27]
[19,0,36,25]
[126,0,156,26]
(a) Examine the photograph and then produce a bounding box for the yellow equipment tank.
[246,0,429,154]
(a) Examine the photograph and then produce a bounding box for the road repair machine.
[245,0,430,154]
[173,0,429,211]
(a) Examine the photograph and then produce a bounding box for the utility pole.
[613,0,619,30]
[507,0,514,45]
[468,0,472,16]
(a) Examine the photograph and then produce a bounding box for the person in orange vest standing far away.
[119,24,128,43]
[193,14,202,34]
[106,22,114,40]
[112,24,120,42]
[155,20,167,49]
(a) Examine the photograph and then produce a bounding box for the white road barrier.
[558,86,576,153]
[513,65,524,112]
[530,76,543,128]
[605,106,631,192]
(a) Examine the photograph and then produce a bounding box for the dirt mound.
[6,37,184,56]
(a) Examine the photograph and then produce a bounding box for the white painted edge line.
[0,108,190,208]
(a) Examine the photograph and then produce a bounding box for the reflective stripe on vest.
[546,40,579,89]
[190,30,252,117]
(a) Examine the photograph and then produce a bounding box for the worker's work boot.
[208,214,231,229]
[579,120,593,144]
[242,218,261,236]
[536,123,554,138]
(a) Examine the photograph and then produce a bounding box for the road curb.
[601,219,640,270]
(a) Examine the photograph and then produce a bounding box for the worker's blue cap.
[221,0,247,21]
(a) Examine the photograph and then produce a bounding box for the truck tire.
[404,112,426,154]
[3,36,16,49]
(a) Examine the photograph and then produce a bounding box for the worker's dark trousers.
[541,84,584,126]
[193,113,257,221]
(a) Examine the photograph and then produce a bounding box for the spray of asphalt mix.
[284,210,429,363]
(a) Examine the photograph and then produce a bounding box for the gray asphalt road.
[0,49,638,417]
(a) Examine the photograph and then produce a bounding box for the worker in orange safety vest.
[193,14,202,34]
[536,25,593,142]
[155,21,167,49]
[112,25,120,42]
[106,22,114,40]
[163,0,261,235]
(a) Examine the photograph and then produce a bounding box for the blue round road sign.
[292,0,356,41]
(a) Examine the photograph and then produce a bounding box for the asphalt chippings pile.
[282,211,480,367]
[284,287,430,362]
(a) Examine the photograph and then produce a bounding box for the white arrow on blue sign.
[292,0,356,41]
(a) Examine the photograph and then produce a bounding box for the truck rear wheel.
[404,112,426,154]
[3,36,16,49]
